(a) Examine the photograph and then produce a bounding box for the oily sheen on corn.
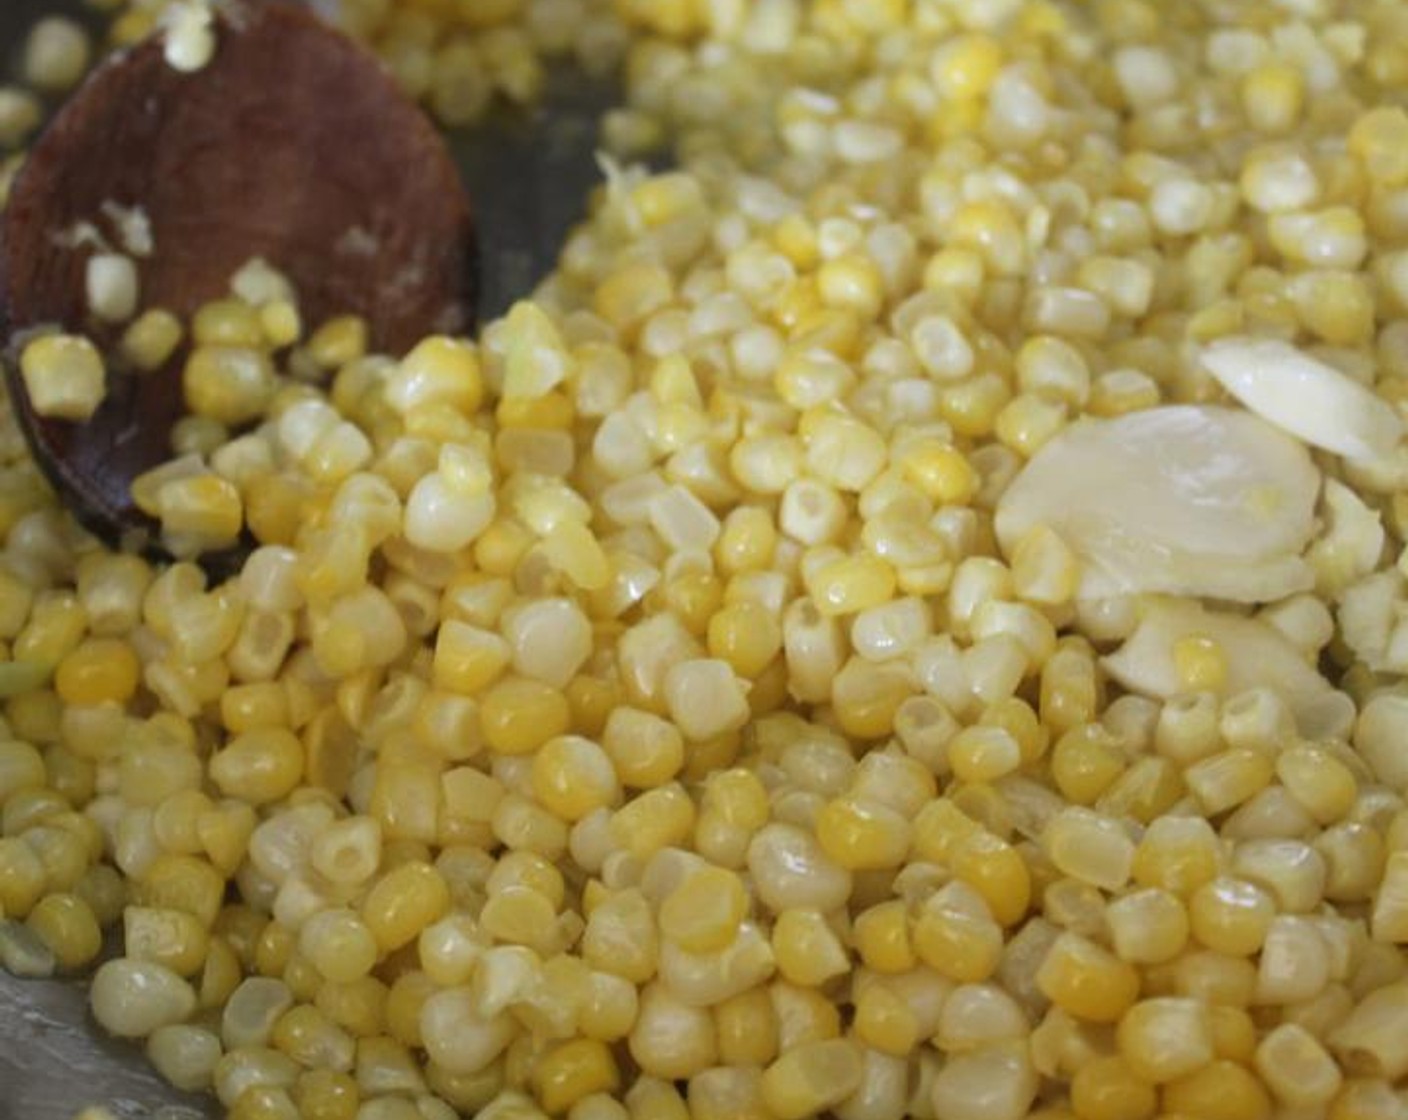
[5,1,1408,1120]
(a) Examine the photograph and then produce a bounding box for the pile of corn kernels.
[6,0,1408,1118]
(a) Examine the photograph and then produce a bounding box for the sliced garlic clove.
[1202,336,1404,461]
[1102,598,1345,736]
[995,405,1319,603]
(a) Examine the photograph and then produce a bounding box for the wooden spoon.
[0,0,476,546]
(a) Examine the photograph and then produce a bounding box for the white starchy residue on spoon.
[99,200,154,258]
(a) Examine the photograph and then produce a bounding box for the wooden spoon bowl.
[0,0,476,544]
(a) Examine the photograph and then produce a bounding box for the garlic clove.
[995,405,1319,603]
[1202,336,1404,462]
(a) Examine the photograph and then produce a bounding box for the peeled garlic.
[995,406,1319,603]
[1202,336,1404,461]
[1103,598,1352,738]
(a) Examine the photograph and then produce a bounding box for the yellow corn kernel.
[831,659,911,740]
[1252,1025,1340,1110]
[1106,889,1188,966]
[542,519,612,592]
[1051,725,1126,805]
[853,901,915,974]
[124,905,210,977]
[0,836,47,919]
[582,888,657,985]
[814,795,911,871]
[772,908,849,987]
[1172,635,1228,692]
[298,909,378,984]
[488,852,565,908]
[531,735,620,822]
[479,676,570,756]
[271,1005,354,1076]
[949,830,1031,927]
[608,784,696,861]
[121,309,184,372]
[219,682,290,734]
[901,439,979,505]
[259,300,302,349]
[1294,269,1376,345]
[182,346,275,425]
[492,793,569,857]
[1117,997,1214,1084]
[245,475,307,546]
[26,892,102,970]
[386,336,483,415]
[1131,816,1220,895]
[135,853,225,929]
[577,968,637,1044]
[816,255,883,320]
[306,316,369,369]
[1347,104,1408,186]
[1036,932,1140,1023]
[314,976,387,1039]
[191,299,261,347]
[531,1038,619,1114]
[1206,1005,1258,1064]
[1011,524,1079,606]
[155,475,244,546]
[658,866,747,954]
[714,987,778,1067]
[853,982,921,1057]
[659,572,724,638]
[1164,1058,1273,1120]
[947,725,1021,784]
[361,861,450,952]
[1326,1079,1402,1120]
[209,728,303,805]
[931,34,1003,99]
[496,388,575,430]
[1183,747,1273,816]
[628,982,721,1081]
[911,799,983,864]
[706,601,783,679]
[54,638,141,705]
[594,261,674,332]
[1069,1056,1157,1120]
[1241,61,1303,134]
[1043,807,1135,892]
[760,1038,864,1120]
[913,903,1003,983]
[226,1086,298,1120]
[806,554,897,617]
[715,508,778,576]
[433,621,512,694]
[1276,744,1357,825]
[20,334,106,421]
[601,706,684,790]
